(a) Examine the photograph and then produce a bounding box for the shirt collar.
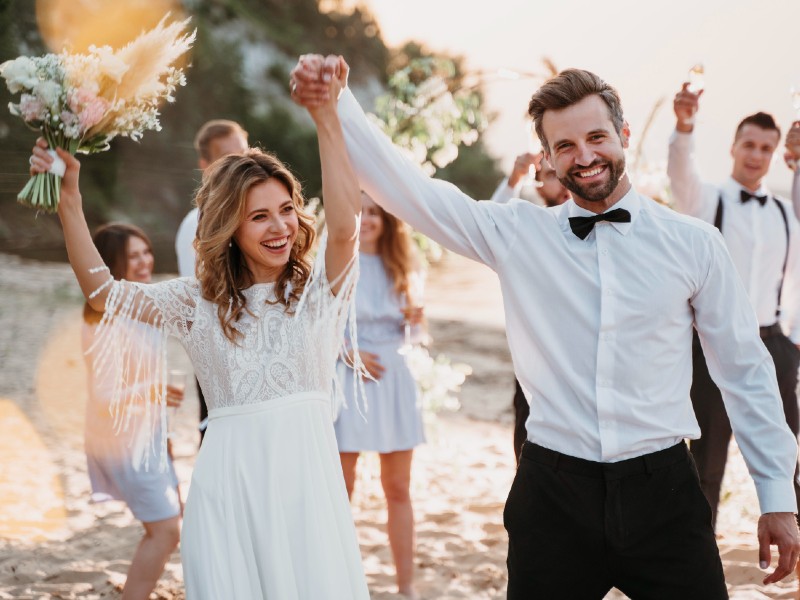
[557,187,641,238]
[723,176,770,199]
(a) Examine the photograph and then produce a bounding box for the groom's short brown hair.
[528,69,624,155]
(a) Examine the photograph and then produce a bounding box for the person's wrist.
[57,194,84,217]
[508,173,521,187]
[675,120,694,134]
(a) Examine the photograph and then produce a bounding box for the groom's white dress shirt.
[337,87,798,514]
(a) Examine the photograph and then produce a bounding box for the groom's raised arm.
[292,56,519,271]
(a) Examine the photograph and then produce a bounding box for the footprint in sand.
[424,510,460,524]
[466,501,504,514]
[481,522,505,535]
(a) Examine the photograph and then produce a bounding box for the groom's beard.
[559,157,626,203]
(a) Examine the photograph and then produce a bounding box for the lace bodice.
[138,279,347,410]
[89,245,362,470]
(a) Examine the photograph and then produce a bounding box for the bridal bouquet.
[0,16,195,213]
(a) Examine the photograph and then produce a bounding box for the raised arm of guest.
[667,82,718,221]
[786,121,800,220]
[490,152,538,204]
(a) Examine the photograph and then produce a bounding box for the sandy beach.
[0,250,795,599]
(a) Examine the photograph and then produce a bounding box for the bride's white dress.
[90,257,370,599]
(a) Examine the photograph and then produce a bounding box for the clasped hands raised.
[289,54,349,116]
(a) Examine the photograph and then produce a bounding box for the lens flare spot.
[36,0,185,52]
[0,399,67,541]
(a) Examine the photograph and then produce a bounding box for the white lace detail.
[86,235,365,471]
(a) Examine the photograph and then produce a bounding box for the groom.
[291,57,800,597]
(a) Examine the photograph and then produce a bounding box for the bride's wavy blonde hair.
[194,149,316,342]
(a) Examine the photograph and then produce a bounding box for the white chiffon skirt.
[181,392,370,599]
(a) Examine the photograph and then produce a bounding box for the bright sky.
[362,0,800,194]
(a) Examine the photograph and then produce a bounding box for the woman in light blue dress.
[81,223,183,600]
[336,192,426,599]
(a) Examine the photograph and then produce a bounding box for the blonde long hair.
[194,149,316,342]
[372,199,419,302]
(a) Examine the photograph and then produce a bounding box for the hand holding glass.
[788,86,800,171]
[166,369,186,440]
[399,273,425,355]
[521,122,543,187]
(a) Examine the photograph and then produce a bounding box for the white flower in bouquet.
[404,345,472,414]
[0,15,195,213]
[1,56,40,93]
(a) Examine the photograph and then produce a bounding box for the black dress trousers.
[504,442,727,599]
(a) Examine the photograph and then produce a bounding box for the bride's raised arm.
[30,138,119,309]
[294,55,361,294]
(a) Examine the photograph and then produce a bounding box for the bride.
[30,58,369,599]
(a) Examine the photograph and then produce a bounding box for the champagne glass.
[167,369,186,440]
[681,63,705,127]
[687,63,705,94]
[398,272,425,355]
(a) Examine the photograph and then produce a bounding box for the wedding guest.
[174,119,248,443]
[668,84,800,531]
[31,59,369,599]
[491,151,571,461]
[491,151,571,207]
[336,191,426,599]
[292,57,800,598]
[785,121,800,219]
[81,222,183,600]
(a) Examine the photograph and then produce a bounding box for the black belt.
[521,442,688,481]
[759,323,783,339]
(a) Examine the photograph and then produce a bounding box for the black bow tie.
[568,208,631,240]
[740,190,768,206]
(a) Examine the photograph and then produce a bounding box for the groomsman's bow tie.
[740,190,768,206]
[568,208,631,240]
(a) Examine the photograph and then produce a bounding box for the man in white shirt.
[291,57,800,597]
[175,119,248,441]
[490,152,571,462]
[175,120,249,278]
[786,121,800,219]
[668,86,800,534]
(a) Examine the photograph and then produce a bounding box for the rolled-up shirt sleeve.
[692,229,798,514]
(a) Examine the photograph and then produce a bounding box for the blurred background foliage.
[0,0,503,270]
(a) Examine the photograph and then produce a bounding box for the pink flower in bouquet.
[69,88,109,133]
[18,94,46,122]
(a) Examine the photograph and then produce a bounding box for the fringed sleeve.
[86,273,198,472]
[294,233,370,420]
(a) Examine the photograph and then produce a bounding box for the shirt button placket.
[595,227,618,459]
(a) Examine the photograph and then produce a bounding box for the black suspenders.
[713,193,790,318]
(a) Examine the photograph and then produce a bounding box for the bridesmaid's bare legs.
[122,515,181,600]
[380,450,417,599]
